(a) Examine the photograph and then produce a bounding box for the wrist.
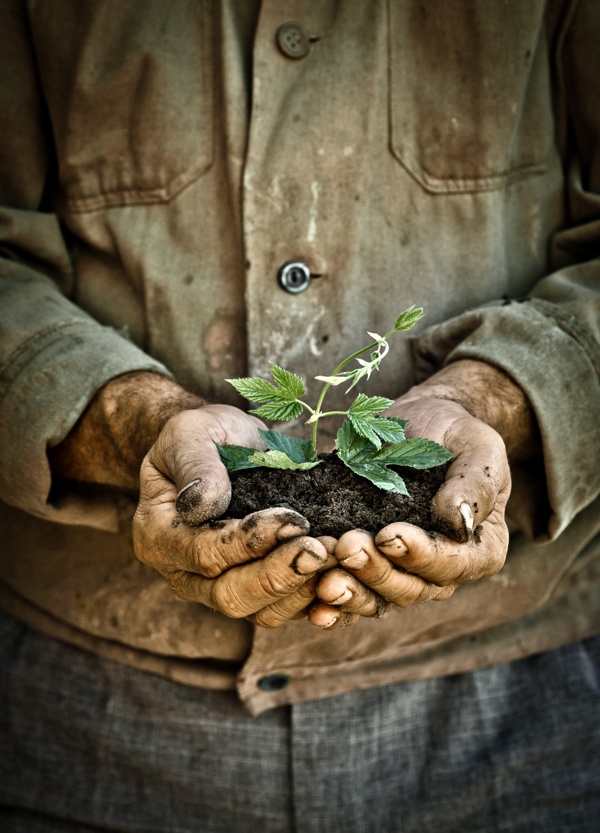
[49,371,206,491]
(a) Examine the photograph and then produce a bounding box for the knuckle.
[364,559,395,591]
[394,574,429,607]
[480,548,506,579]
[212,580,249,619]
[415,583,437,604]
[186,523,245,577]
[185,537,222,578]
[258,569,297,599]
[432,584,456,601]
[166,570,193,602]
[250,608,286,629]
[355,589,390,618]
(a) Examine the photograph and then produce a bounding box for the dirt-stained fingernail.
[460,502,474,532]
[277,521,310,540]
[176,479,229,526]
[339,549,370,570]
[292,549,325,576]
[330,588,353,606]
[376,535,408,557]
[316,610,340,628]
[175,480,208,525]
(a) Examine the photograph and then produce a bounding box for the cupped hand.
[310,385,512,627]
[133,404,335,627]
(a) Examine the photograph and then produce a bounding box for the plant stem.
[310,330,394,450]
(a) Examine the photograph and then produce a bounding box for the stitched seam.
[0,320,85,389]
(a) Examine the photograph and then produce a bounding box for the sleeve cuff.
[0,318,172,526]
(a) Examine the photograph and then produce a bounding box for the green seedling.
[217,307,453,495]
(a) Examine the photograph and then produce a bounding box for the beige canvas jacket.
[1,0,600,715]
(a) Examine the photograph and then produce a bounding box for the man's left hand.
[309,360,538,628]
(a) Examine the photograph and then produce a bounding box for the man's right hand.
[49,372,335,628]
[132,405,335,627]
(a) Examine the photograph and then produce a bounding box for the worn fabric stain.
[203,313,238,372]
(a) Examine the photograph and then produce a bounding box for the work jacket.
[1,0,599,715]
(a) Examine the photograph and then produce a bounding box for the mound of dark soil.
[224,453,446,538]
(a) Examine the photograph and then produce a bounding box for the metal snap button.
[276,21,311,59]
[257,673,291,692]
[278,260,312,294]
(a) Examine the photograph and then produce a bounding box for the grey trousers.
[1,610,599,833]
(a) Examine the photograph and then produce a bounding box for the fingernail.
[175,479,206,525]
[460,502,474,532]
[317,610,339,628]
[175,479,230,525]
[339,549,370,570]
[330,588,353,606]
[292,549,324,576]
[376,536,408,557]
[277,522,309,540]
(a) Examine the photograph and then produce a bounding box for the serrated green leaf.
[346,415,409,449]
[366,416,408,444]
[269,363,305,399]
[335,420,375,460]
[258,429,317,464]
[216,443,261,472]
[228,367,305,421]
[346,397,401,449]
[337,419,451,493]
[394,306,424,331]
[376,437,454,468]
[347,413,385,449]
[248,450,321,471]
[250,400,304,421]
[227,376,282,404]
[343,458,409,495]
[348,393,394,419]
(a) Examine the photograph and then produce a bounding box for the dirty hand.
[133,404,336,627]
[49,371,334,627]
[310,360,538,628]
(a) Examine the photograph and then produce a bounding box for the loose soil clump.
[224,452,446,538]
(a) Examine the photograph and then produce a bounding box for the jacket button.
[276,22,311,59]
[278,260,312,294]
[257,673,291,692]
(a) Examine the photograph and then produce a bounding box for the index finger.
[134,504,312,578]
[166,535,330,617]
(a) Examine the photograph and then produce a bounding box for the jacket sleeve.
[0,1,171,528]
[412,0,600,543]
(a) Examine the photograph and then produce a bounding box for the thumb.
[174,459,232,526]
[431,417,511,542]
[148,406,262,525]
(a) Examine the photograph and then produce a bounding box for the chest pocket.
[388,0,554,194]
[31,0,214,212]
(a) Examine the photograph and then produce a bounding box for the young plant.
[217,307,452,495]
